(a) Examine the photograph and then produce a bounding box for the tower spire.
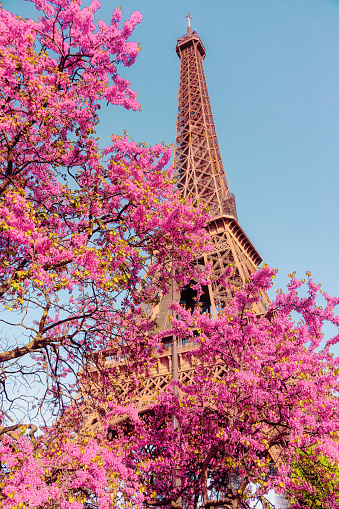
[185,12,192,34]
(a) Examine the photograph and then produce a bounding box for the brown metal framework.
[84,25,271,444]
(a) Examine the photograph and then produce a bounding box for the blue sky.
[4,0,339,320]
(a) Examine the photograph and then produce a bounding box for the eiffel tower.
[84,16,270,426]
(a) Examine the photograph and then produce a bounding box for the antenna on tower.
[185,12,192,34]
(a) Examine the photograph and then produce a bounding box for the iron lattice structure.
[84,23,271,433]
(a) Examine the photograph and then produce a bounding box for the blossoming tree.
[0,0,208,445]
[105,268,339,509]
